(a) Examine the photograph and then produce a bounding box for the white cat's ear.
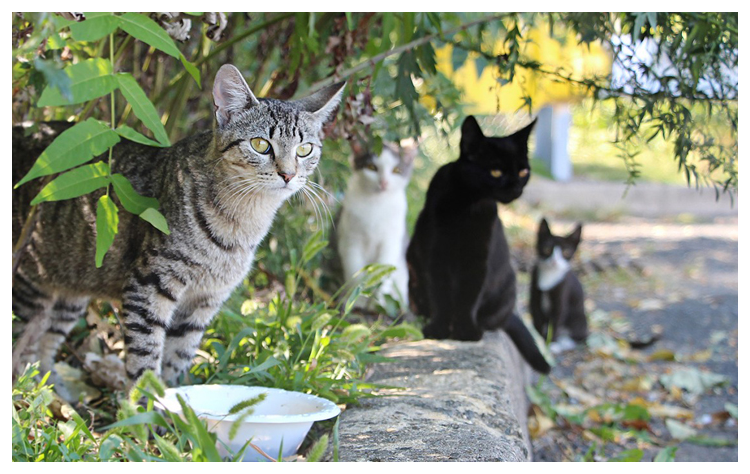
[212,64,259,128]
[399,137,420,164]
[294,81,346,122]
[460,115,483,155]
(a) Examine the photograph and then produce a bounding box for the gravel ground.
[524,216,739,462]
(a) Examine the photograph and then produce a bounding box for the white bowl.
[156,384,341,461]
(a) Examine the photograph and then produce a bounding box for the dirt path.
[524,216,738,462]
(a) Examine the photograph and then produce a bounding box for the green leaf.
[33,57,73,102]
[451,46,469,72]
[115,125,166,147]
[69,12,120,42]
[180,54,201,87]
[118,13,181,58]
[654,446,677,462]
[37,58,116,107]
[95,195,119,267]
[139,207,170,235]
[116,73,170,146]
[665,418,697,440]
[98,434,123,461]
[725,402,738,419]
[15,118,120,187]
[31,162,110,205]
[302,230,327,263]
[101,411,169,431]
[110,173,160,215]
[176,395,222,462]
[608,448,644,462]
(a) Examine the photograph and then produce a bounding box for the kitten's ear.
[213,64,259,128]
[294,81,346,122]
[568,223,583,245]
[539,218,551,237]
[460,115,484,155]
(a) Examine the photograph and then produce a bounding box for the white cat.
[335,140,418,309]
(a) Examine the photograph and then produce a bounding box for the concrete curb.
[335,331,533,462]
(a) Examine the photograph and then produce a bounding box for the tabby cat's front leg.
[121,271,186,382]
[161,291,230,386]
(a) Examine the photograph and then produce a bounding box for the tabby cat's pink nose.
[278,171,296,183]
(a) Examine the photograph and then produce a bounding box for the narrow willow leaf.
[69,12,120,42]
[116,73,170,146]
[139,207,170,235]
[31,162,110,205]
[112,173,159,215]
[118,13,180,58]
[180,53,201,87]
[15,118,120,187]
[37,58,116,107]
[115,125,167,147]
[95,195,119,268]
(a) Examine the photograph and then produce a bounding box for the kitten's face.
[352,142,416,193]
[537,219,582,261]
[211,64,344,202]
[457,116,535,204]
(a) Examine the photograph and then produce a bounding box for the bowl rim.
[155,384,341,424]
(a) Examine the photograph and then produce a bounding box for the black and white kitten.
[407,116,550,374]
[529,218,588,353]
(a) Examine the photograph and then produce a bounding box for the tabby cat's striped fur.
[12,64,345,386]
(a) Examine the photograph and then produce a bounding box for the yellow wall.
[426,24,612,115]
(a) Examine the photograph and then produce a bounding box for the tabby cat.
[407,116,550,373]
[529,218,587,352]
[12,64,345,386]
[335,140,417,308]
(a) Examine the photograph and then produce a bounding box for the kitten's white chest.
[537,246,571,291]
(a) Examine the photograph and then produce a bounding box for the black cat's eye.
[490,169,503,178]
[366,164,377,171]
[393,166,402,175]
[519,169,529,178]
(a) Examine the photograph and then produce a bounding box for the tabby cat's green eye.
[297,143,313,158]
[366,164,377,171]
[393,166,402,174]
[250,138,271,154]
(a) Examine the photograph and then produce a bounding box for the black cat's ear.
[294,81,346,123]
[212,64,260,128]
[460,115,484,156]
[510,118,537,147]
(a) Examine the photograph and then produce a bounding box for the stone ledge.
[336,331,532,462]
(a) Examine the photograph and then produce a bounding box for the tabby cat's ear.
[460,115,484,156]
[212,64,260,128]
[294,81,346,122]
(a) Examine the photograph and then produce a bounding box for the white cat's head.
[350,139,418,193]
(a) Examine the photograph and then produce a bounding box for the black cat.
[407,115,550,374]
[529,218,588,346]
